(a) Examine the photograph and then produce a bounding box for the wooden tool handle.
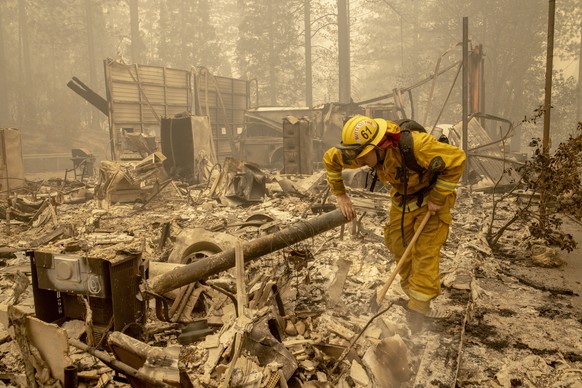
[376,211,432,306]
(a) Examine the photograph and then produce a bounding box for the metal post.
[64,365,78,388]
[462,17,469,183]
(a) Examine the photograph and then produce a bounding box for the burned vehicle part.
[168,227,240,264]
[241,107,322,169]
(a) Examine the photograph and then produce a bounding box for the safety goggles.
[337,144,367,164]
[336,131,378,164]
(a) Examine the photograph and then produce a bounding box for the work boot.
[406,308,426,334]
[407,298,450,319]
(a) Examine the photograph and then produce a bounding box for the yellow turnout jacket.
[323,125,466,209]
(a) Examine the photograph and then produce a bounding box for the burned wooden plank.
[29,225,72,248]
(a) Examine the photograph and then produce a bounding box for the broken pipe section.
[150,209,349,295]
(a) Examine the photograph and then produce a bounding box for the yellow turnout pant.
[384,195,454,305]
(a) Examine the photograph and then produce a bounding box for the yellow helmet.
[337,115,388,161]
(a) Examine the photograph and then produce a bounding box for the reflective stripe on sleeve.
[435,178,457,192]
[326,171,343,179]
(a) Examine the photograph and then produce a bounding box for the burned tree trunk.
[150,209,349,295]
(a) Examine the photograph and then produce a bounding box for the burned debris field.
[0,163,581,387]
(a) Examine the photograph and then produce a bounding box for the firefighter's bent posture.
[323,115,466,317]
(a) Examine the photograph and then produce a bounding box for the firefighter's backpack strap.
[398,129,425,177]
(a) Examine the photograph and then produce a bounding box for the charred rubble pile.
[1,156,582,388]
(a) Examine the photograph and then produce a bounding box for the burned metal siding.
[104,60,192,160]
[193,73,248,163]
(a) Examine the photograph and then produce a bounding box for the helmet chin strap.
[373,148,384,168]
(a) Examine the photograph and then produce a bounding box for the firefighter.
[323,115,466,317]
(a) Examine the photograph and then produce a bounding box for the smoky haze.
[0,0,580,167]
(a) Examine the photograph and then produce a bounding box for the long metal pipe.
[150,209,349,295]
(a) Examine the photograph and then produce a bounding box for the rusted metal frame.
[467,139,513,154]
[423,54,444,125]
[27,199,48,227]
[467,112,513,140]
[429,63,462,134]
[1,131,11,235]
[356,60,461,106]
[199,280,238,313]
[467,153,524,166]
[150,209,349,295]
[186,68,193,115]
[142,289,171,322]
[466,153,520,187]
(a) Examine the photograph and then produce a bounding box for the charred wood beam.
[66,77,108,116]
[150,209,349,295]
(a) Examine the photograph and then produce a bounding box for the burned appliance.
[29,251,146,340]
